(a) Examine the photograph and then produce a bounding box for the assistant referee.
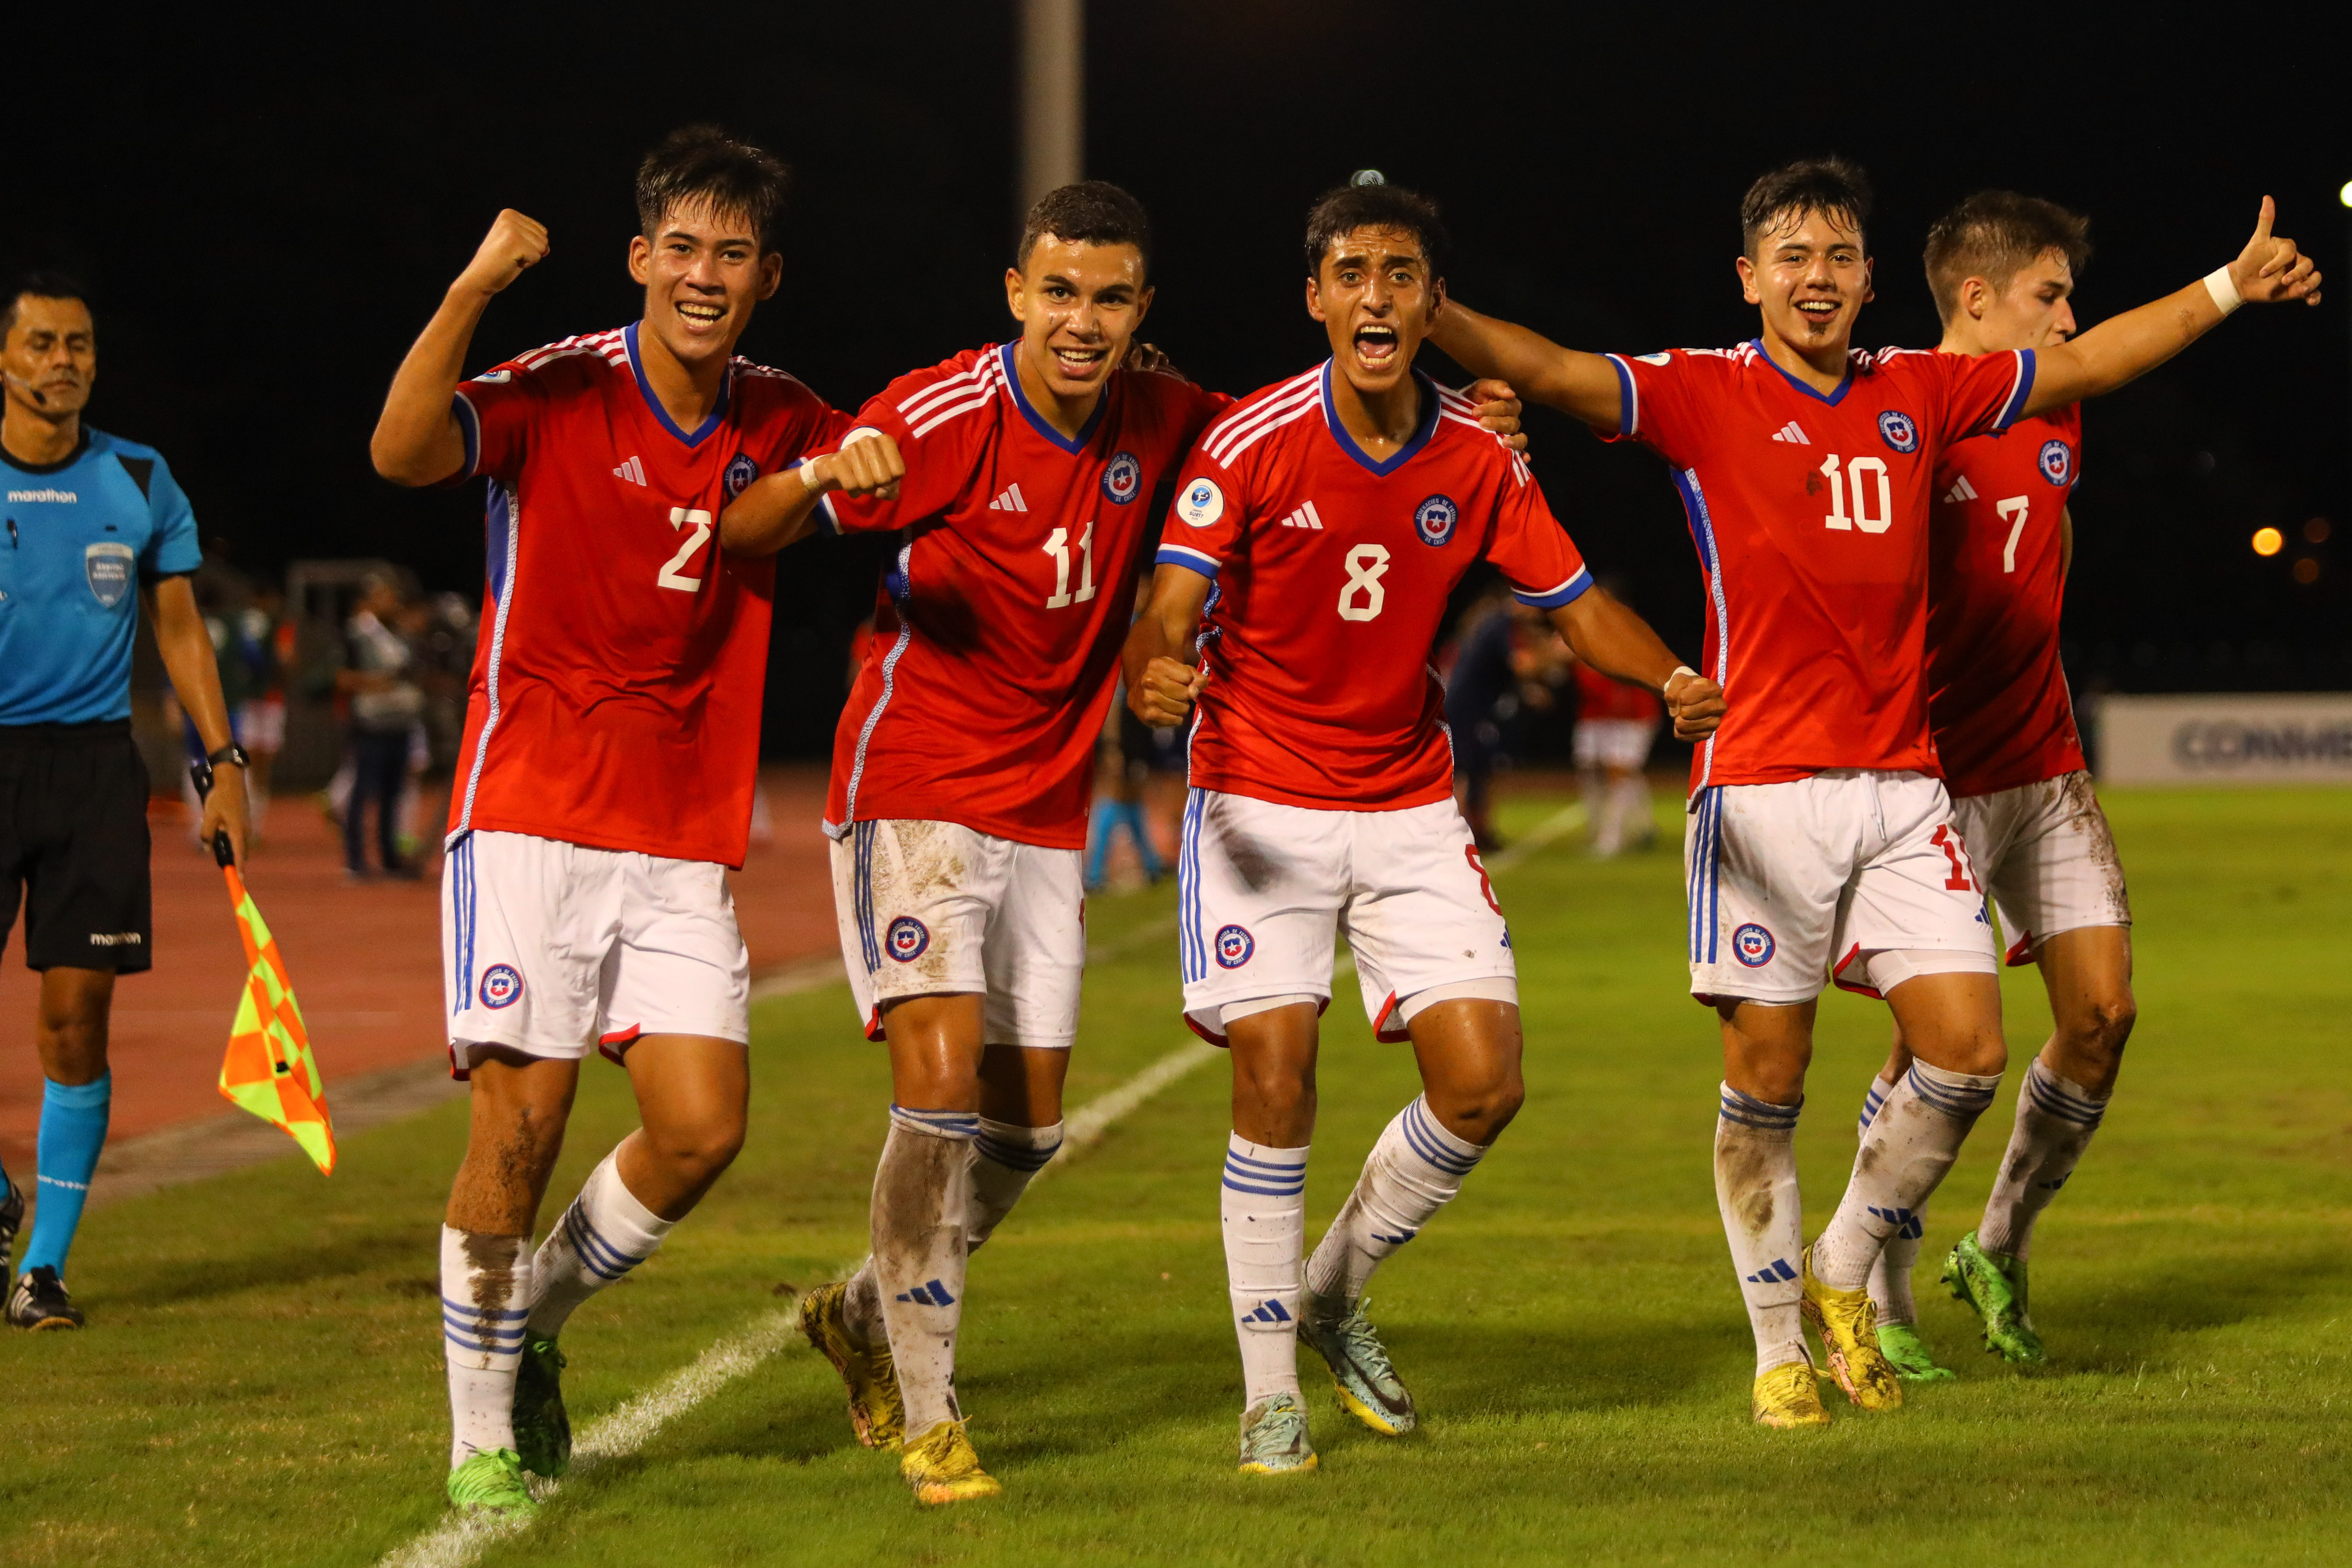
[1,272,249,1330]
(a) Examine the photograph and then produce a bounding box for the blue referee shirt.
[1,427,202,725]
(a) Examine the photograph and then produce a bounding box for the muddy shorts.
[1951,771,2132,964]
[830,819,1084,1049]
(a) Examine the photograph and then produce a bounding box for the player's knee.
[1435,1072,1524,1145]
[2057,990,2135,1078]
[649,1117,745,1184]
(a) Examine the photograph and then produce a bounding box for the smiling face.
[1735,206,1872,358]
[1005,236,1152,403]
[2,294,96,420]
[1973,248,2078,353]
[1307,224,1443,397]
[627,198,781,369]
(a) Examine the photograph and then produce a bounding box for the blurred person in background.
[1444,590,1568,852]
[1569,583,1663,857]
[234,585,285,834]
[1085,688,1166,892]
[338,572,424,878]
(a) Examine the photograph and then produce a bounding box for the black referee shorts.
[0,720,154,974]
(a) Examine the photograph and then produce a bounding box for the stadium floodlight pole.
[1019,0,1084,218]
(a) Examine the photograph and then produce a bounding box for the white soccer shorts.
[830,819,1084,1051]
[1685,769,1998,1006]
[1178,790,1517,1044]
[441,829,751,1078]
[1952,770,2132,964]
[1575,717,1658,773]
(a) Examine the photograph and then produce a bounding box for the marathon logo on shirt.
[1413,493,1459,547]
[7,488,75,502]
[87,931,143,947]
[85,541,135,608]
[1877,410,1920,454]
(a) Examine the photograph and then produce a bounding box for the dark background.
[13,4,2347,757]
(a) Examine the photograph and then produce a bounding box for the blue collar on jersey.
[623,321,732,446]
[1749,336,1853,406]
[996,341,1109,454]
[1320,361,1440,476]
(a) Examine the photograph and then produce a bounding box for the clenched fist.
[454,209,550,298]
[1664,667,1726,740]
[806,428,905,502]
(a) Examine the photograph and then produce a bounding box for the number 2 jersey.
[447,322,848,866]
[1922,406,2086,798]
[1161,364,1592,810]
[816,343,1230,849]
[1604,340,2038,790]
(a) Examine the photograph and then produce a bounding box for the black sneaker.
[0,1179,23,1295]
[8,1266,83,1330]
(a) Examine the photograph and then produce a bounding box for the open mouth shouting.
[1351,322,1402,373]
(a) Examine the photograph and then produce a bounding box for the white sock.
[1221,1134,1308,1407]
[1714,1085,1807,1376]
[871,1106,978,1438]
[1611,772,1651,846]
[525,1150,676,1339]
[1814,1060,2001,1292]
[1856,1074,1921,1326]
[441,1226,531,1467]
[1305,1096,1484,1306]
[1978,1057,2109,1259]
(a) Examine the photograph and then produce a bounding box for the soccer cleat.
[7,1266,82,1331]
[1298,1289,1415,1435]
[1942,1231,2046,1365]
[512,1336,571,1478]
[899,1419,1001,1505]
[1876,1321,1957,1382]
[1751,1358,1831,1428]
[0,1178,23,1297]
[798,1280,906,1450]
[1236,1393,1319,1475]
[1799,1245,1901,1412]
[445,1448,536,1516]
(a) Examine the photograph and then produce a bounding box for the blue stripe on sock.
[1221,1175,1307,1197]
[1718,1085,1802,1132]
[563,1204,645,1281]
[1906,1063,1999,1119]
[440,1295,529,1321]
[2023,1067,2105,1128]
[1400,1101,1482,1176]
[976,1135,1062,1172]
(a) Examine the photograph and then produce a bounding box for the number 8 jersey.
[1161,363,1591,810]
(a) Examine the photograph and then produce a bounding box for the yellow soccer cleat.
[1752,1359,1831,1428]
[1800,1245,1902,1413]
[900,1419,1003,1506]
[798,1280,906,1450]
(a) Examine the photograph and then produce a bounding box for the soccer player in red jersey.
[368,128,890,1518]
[1571,645,1666,856]
[1851,193,2132,1379]
[1429,159,2319,1428]
[1122,180,1722,1475]
[721,180,1533,1503]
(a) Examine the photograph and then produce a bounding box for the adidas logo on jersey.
[613,455,647,486]
[1944,474,1979,504]
[1769,422,1811,445]
[1745,1257,1798,1285]
[894,1277,958,1307]
[1240,1297,1293,1325]
[988,482,1030,512]
[1278,500,1325,530]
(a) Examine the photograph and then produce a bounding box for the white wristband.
[2203,266,2243,317]
[1664,664,1699,696]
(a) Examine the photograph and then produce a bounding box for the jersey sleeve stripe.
[1199,368,1322,461]
[1511,565,1593,609]
[1156,543,1220,580]
[1994,349,2036,430]
[906,358,1005,439]
[1215,395,1321,465]
[1605,354,1637,437]
[1203,384,1319,465]
[897,357,996,422]
[449,391,482,478]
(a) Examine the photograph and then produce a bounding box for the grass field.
[4,788,2347,1567]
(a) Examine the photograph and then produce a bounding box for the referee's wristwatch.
[207,743,252,770]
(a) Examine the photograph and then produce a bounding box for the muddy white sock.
[1304,1096,1483,1306]
[1978,1057,2109,1259]
[1714,1085,1807,1376]
[871,1106,978,1438]
[968,1117,1063,1250]
[1856,1074,1921,1326]
[441,1226,531,1467]
[525,1150,675,1339]
[1222,1134,1308,1406]
[1815,1061,2000,1292]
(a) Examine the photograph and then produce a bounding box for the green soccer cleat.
[1875,1321,1957,1383]
[445,1448,536,1516]
[1942,1231,2046,1365]
[1236,1393,1318,1475]
[1299,1289,1415,1436]
[512,1336,571,1478]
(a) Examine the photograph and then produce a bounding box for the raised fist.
[455,209,550,298]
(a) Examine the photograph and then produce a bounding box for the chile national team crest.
[1413,494,1459,546]
[1731,923,1776,968]
[886,916,930,963]
[479,963,524,1009]
[1214,924,1255,969]
[2038,439,2074,486]
[1877,410,1920,454]
[725,452,760,500]
[1101,450,1142,504]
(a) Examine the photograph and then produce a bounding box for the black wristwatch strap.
[207,743,252,769]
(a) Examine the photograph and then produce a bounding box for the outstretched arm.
[719,432,906,557]
[1121,565,1214,728]
[1548,588,1724,740]
[370,210,550,486]
[2025,198,2321,417]
[1429,303,1627,430]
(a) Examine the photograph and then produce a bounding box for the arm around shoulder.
[1427,301,1626,430]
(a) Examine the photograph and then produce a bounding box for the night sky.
[16,5,2346,756]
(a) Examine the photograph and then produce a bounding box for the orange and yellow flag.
[218,862,335,1174]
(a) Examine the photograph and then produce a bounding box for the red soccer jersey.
[1606,340,2038,790]
[1574,661,1662,723]
[1163,364,1591,810]
[817,343,1228,848]
[1923,406,2086,797]
[447,323,847,867]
